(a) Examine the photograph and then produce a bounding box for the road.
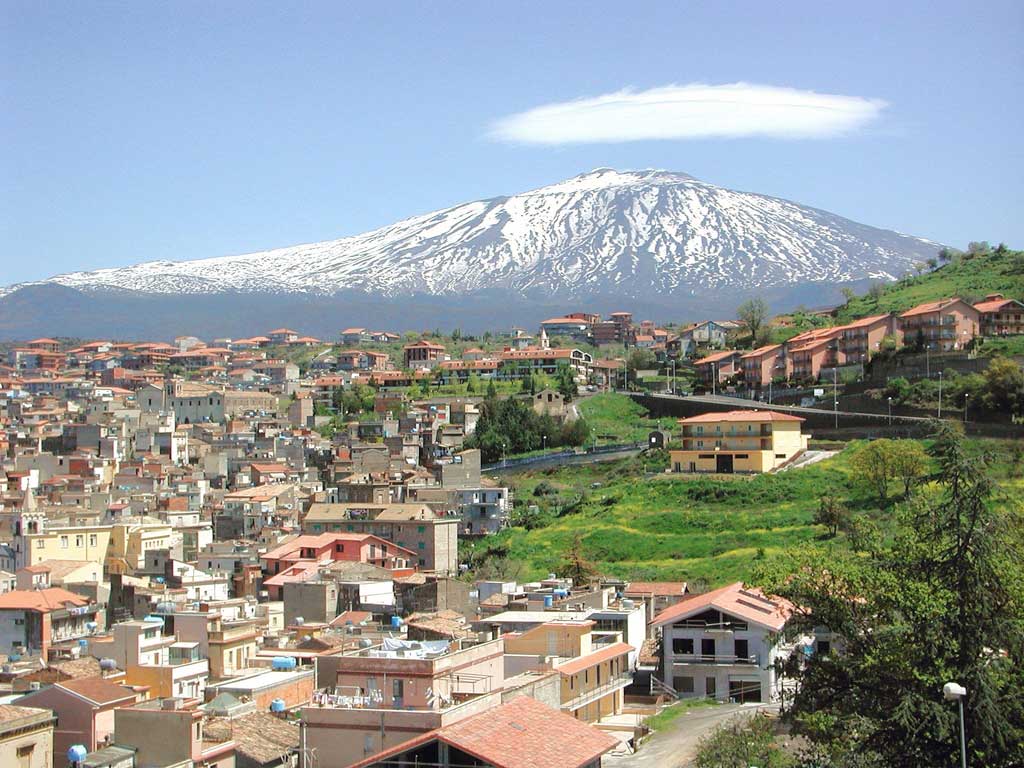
[484,446,643,475]
[606,703,777,768]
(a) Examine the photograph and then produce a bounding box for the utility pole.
[937,370,943,418]
[833,367,839,429]
[711,363,717,397]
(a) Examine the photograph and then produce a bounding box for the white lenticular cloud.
[489,83,887,144]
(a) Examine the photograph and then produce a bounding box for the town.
[0,242,1020,768]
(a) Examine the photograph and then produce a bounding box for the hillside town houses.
[0,296,1016,768]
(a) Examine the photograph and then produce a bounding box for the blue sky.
[2,1,1021,284]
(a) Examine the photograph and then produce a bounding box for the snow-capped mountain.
[5,169,938,301]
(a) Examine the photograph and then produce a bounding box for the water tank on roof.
[78,639,89,648]
[358,638,373,648]
[547,573,557,580]
[143,615,164,625]
[67,744,88,764]
[272,656,297,671]
[621,598,635,609]
[553,589,568,598]
[543,595,553,608]
[100,658,118,671]
[390,616,402,629]
[155,576,165,584]
[270,698,286,713]
[9,654,21,662]
[293,616,304,626]
[156,601,176,614]
[85,621,98,631]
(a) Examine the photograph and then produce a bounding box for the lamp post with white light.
[943,682,968,768]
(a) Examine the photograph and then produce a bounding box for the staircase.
[649,676,680,700]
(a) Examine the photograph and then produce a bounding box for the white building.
[651,581,793,703]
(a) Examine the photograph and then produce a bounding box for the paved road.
[484,447,642,475]
[607,703,777,768]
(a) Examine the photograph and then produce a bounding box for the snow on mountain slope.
[6,169,939,299]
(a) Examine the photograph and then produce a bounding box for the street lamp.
[887,396,892,426]
[832,367,839,429]
[670,360,676,394]
[542,435,547,451]
[711,362,717,396]
[943,682,968,768]
[963,393,969,424]
[501,442,506,468]
[937,370,943,418]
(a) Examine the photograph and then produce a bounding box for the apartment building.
[0,705,54,768]
[302,637,506,766]
[403,341,446,369]
[897,298,980,351]
[739,344,785,387]
[835,313,896,364]
[670,411,809,474]
[0,587,104,657]
[973,293,1024,336]
[692,350,741,386]
[348,695,619,768]
[303,503,460,574]
[113,698,235,768]
[652,582,794,703]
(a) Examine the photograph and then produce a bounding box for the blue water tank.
[85,621,98,631]
[270,698,286,712]
[553,589,568,598]
[67,744,88,764]
[100,658,118,671]
[9,654,21,662]
[390,616,402,628]
[272,656,297,671]
[78,639,89,647]
[155,576,166,584]
[143,615,164,625]
[543,595,554,608]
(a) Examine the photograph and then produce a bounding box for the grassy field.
[472,436,1024,588]
[578,392,673,442]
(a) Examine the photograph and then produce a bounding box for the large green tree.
[757,423,1024,767]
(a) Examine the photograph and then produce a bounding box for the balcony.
[671,653,759,666]
[560,671,633,712]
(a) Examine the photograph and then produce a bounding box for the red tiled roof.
[624,581,688,597]
[740,344,781,360]
[55,676,137,706]
[651,581,793,631]
[349,695,618,768]
[899,297,973,318]
[974,297,1024,313]
[693,349,739,365]
[678,410,803,424]
[556,642,633,676]
[0,587,89,612]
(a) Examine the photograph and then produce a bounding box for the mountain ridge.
[0,169,944,338]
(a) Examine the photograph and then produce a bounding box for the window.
[392,678,404,701]
[417,542,425,550]
[60,536,69,549]
[817,639,831,655]
[364,735,375,755]
[673,676,694,693]
[672,638,694,655]
[775,453,787,459]
[706,677,716,696]
[735,639,749,660]
[417,525,426,533]
[75,535,84,547]
[702,638,715,658]
[89,534,97,546]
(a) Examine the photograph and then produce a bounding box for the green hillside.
[834,244,1024,324]
[467,437,1024,588]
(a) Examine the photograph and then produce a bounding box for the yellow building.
[504,619,633,724]
[0,705,55,768]
[670,410,810,474]
[13,511,113,572]
[107,519,174,573]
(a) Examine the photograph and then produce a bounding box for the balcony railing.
[560,671,632,712]
[671,653,759,666]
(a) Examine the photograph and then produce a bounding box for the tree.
[757,423,1024,767]
[736,298,769,346]
[555,362,578,400]
[556,533,598,586]
[889,440,928,496]
[485,379,497,399]
[850,439,896,502]
[981,356,1024,417]
[466,374,479,394]
[841,287,856,303]
[695,714,792,768]
[815,494,850,538]
[868,282,886,301]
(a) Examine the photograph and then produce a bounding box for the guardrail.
[482,442,644,471]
